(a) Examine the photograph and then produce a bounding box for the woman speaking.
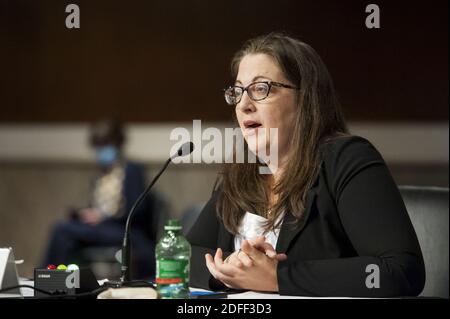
[187,33,425,297]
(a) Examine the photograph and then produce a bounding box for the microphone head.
[177,141,195,157]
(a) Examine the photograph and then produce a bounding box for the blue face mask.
[96,146,119,167]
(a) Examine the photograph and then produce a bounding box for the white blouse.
[233,211,284,251]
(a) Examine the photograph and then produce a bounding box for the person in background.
[41,119,158,279]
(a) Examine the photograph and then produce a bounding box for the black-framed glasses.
[224,81,299,106]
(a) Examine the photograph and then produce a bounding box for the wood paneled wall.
[0,0,448,122]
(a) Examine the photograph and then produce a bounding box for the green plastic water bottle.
[155,219,191,298]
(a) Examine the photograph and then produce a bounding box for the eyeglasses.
[224,81,299,106]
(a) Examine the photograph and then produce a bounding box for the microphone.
[171,141,194,160]
[120,141,194,283]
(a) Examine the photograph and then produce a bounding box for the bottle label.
[156,259,189,285]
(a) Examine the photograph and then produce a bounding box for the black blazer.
[187,136,425,297]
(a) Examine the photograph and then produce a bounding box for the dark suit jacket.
[187,136,425,297]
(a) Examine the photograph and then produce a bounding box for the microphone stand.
[101,142,193,289]
[120,157,172,283]
[101,158,172,288]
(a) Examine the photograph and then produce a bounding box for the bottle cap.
[165,219,182,231]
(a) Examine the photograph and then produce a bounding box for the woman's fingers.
[207,245,283,282]
[241,239,265,262]
[205,253,217,278]
[247,236,277,257]
[276,253,288,261]
[213,248,243,277]
[247,236,266,252]
[206,252,232,279]
[226,252,244,268]
[247,236,287,260]
[236,249,254,267]
[214,248,225,267]
[259,242,277,258]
